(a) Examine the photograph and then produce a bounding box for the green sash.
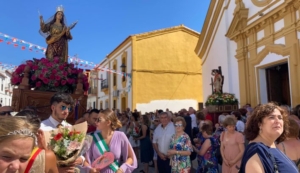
[92,132,119,172]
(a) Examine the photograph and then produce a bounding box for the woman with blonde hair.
[85,108,137,173]
[0,117,37,172]
[16,110,58,173]
[277,118,300,171]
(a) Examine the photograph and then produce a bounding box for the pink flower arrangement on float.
[11,57,89,93]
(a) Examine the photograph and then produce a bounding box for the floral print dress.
[169,132,193,173]
[200,137,218,173]
[196,132,206,172]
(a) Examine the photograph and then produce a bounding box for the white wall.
[87,96,97,109]
[201,0,240,105]
[199,0,288,107]
[136,99,198,114]
[98,60,109,108]
[246,0,283,25]
[109,45,132,110]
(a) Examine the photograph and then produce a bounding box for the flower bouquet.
[49,127,85,162]
[129,126,141,144]
[205,92,239,106]
[11,57,89,93]
[43,122,91,169]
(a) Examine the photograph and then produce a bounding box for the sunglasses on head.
[0,111,11,116]
[61,105,72,112]
[174,124,183,127]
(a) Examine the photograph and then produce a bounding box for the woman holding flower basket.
[127,112,141,160]
[85,108,137,173]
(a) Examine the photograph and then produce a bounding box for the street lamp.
[120,63,127,81]
[120,63,126,71]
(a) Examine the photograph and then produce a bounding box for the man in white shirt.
[188,107,197,129]
[40,92,85,173]
[152,112,175,173]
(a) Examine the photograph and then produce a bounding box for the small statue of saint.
[39,5,78,63]
[211,69,223,93]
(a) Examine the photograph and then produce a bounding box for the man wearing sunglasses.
[0,106,13,117]
[40,92,85,173]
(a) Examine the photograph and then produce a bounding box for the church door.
[265,63,291,105]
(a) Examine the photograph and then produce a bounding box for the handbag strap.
[268,151,279,173]
[92,132,119,172]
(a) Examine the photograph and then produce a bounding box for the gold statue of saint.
[39,5,77,63]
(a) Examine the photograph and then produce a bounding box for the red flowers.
[11,57,89,93]
[53,133,63,141]
[68,131,81,136]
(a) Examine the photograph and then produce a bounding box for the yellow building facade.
[98,25,203,113]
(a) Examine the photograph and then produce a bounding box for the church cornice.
[225,0,249,40]
[226,0,299,41]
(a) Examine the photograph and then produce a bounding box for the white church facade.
[195,0,300,107]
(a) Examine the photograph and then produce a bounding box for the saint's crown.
[56,5,64,12]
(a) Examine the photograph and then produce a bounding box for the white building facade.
[0,69,13,106]
[97,40,133,111]
[87,70,98,109]
[195,0,300,107]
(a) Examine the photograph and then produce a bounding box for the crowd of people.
[0,93,300,173]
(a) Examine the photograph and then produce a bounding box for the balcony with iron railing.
[101,79,108,90]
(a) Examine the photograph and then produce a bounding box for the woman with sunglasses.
[167,117,193,173]
[85,108,137,173]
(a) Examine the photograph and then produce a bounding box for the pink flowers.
[67,141,81,151]
[11,57,89,93]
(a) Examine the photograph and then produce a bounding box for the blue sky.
[0,0,210,67]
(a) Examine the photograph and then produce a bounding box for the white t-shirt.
[190,114,197,129]
[236,120,245,132]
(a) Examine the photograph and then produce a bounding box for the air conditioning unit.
[113,90,119,97]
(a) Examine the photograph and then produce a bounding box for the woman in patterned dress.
[167,117,193,173]
[193,123,218,173]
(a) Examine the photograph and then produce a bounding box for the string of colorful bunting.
[0,63,17,71]
[0,32,131,77]
[0,32,98,68]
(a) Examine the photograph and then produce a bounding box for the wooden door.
[265,63,290,105]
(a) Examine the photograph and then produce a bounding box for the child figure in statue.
[39,5,77,63]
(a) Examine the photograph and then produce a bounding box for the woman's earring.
[259,127,262,133]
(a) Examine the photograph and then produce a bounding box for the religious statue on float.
[210,67,224,94]
[39,5,78,63]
